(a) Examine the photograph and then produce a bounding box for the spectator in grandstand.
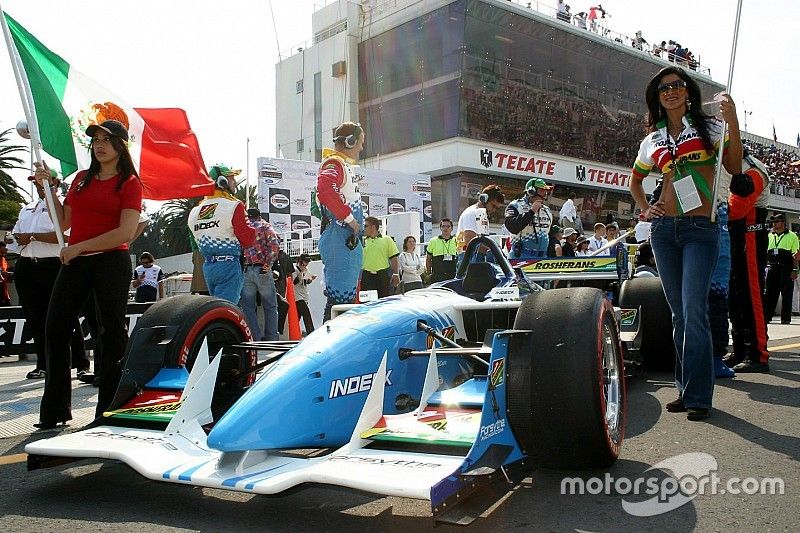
[630,66,743,421]
[562,227,578,257]
[605,222,624,258]
[575,235,590,256]
[587,223,608,253]
[559,192,578,229]
[574,11,587,29]
[556,0,570,22]
[633,30,648,51]
[547,225,564,257]
[587,5,607,33]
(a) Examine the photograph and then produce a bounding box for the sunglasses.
[657,80,687,94]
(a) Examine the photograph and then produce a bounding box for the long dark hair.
[79,136,140,192]
[645,66,714,153]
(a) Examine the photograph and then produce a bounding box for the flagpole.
[710,0,744,223]
[0,5,65,246]
[246,137,250,210]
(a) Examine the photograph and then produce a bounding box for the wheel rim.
[602,320,622,443]
[187,323,242,371]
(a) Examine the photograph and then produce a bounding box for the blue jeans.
[203,260,243,304]
[240,265,278,341]
[650,216,720,409]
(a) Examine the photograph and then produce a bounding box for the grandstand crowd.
[744,139,800,196]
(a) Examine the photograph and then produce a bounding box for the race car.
[26,236,625,526]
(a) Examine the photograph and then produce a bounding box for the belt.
[205,255,237,263]
[19,256,60,263]
[363,269,388,275]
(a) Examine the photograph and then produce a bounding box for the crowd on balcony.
[744,139,800,197]
[462,80,642,167]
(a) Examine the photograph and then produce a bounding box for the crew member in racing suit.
[317,122,365,321]
[723,153,771,373]
[504,178,554,259]
[188,165,255,303]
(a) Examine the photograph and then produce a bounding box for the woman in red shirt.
[34,119,143,429]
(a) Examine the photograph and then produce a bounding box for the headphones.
[213,166,230,190]
[333,123,362,149]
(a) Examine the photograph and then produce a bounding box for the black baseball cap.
[86,120,129,142]
[247,208,262,218]
[770,213,786,222]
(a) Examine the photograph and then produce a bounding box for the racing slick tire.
[131,295,255,417]
[508,288,625,469]
[619,277,674,370]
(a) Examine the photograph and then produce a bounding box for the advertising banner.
[257,157,433,241]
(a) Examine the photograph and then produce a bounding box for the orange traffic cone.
[285,276,302,340]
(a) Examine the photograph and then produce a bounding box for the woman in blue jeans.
[630,67,742,421]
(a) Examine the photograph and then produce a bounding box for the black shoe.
[92,377,101,388]
[687,407,710,421]
[33,420,68,430]
[733,360,770,373]
[666,397,686,412]
[781,320,792,325]
[722,353,743,369]
[77,371,96,384]
[26,369,46,379]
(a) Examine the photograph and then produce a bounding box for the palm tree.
[0,128,29,205]
[160,196,201,255]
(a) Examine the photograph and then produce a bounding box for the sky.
[1,0,798,204]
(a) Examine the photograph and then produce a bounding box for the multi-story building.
[276,0,797,230]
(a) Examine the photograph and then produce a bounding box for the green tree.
[160,197,200,255]
[0,199,22,228]
[0,128,29,205]
[129,210,171,259]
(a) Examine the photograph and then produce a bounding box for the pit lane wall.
[256,157,433,242]
[0,303,152,357]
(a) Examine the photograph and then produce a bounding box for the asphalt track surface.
[1,330,798,532]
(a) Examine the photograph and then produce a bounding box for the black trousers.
[764,264,794,323]
[361,269,391,298]
[40,251,131,422]
[729,219,770,364]
[295,299,315,333]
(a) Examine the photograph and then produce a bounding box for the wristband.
[392,273,399,277]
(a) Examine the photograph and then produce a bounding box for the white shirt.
[457,203,481,251]
[133,264,164,289]
[588,236,608,253]
[559,199,576,221]
[12,196,62,259]
[399,251,425,284]
[293,267,314,301]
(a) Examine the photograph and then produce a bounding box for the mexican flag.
[3,13,215,200]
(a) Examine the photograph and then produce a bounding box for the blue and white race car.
[26,237,626,526]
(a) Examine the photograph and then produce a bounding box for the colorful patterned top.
[632,115,726,217]
[243,218,280,266]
